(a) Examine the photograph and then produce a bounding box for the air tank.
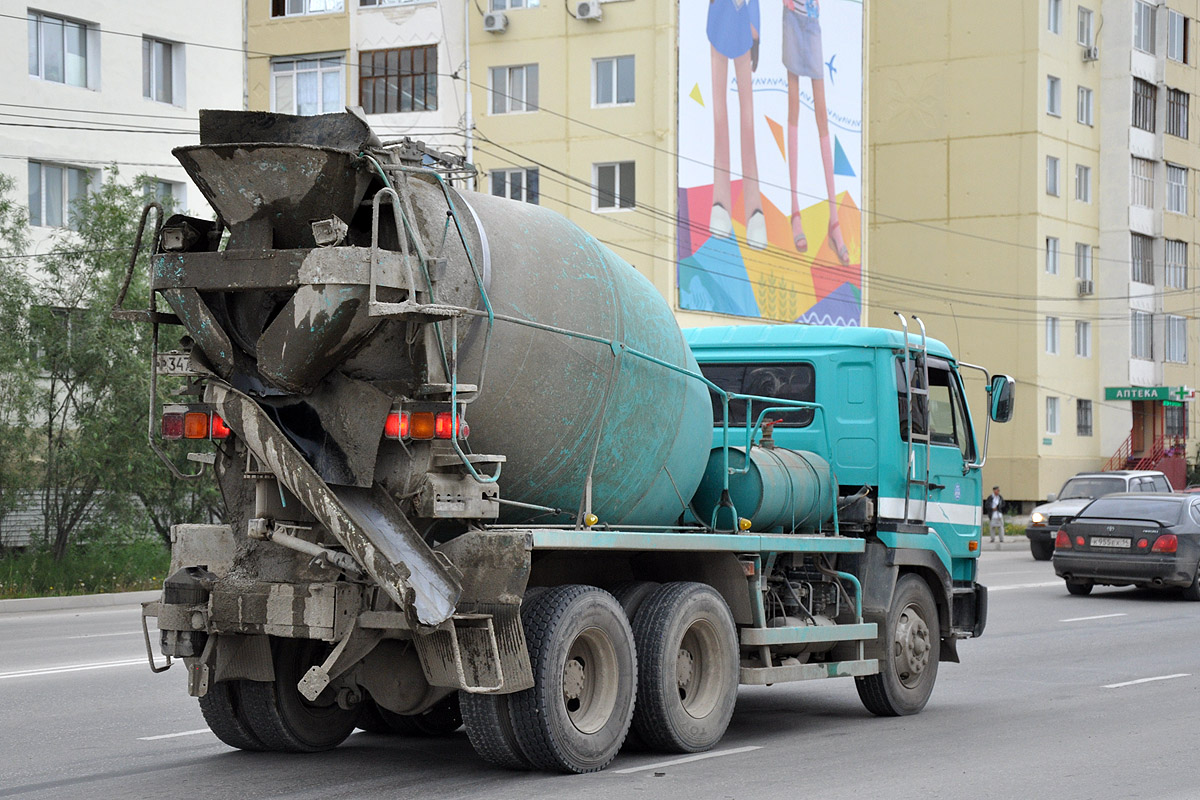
[168,111,713,528]
[690,446,834,532]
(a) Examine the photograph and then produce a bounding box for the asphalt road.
[3,545,1198,800]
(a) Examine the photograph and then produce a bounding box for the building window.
[1046,317,1060,354]
[1075,164,1091,202]
[142,38,175,105]
[1167,404,1188,437]
[490,0,527,9]
[1131,233,1154,284]
[271,0,344,16]
[1077,399,1093,436]
[1046,396,1060,435]
[1131,310,1153,360]
[361,0,425,5]
[1166,239,1188,289]
[594,56,635,106]
[1078,7,1094,45]
[1047,156,1060,196]
[144,179,184,207]
[1075,242,1093,281]
[360,46,437,114]
[272,56,343,116]
[28,161,91,230]
[1047,76,1062,116]
[1046,237,1059,274]
[1167,164,1188,214]
[1133,79,1156,132]
[595,161,635,210]
[490,64,538,114]
[1134,0,1156,54]
[1048,0,1062,33]
[1166,315,1188,363]
[1168,89,1189,138]
[27,12,89,88]
[1075,321,1091,358]
[1168,10,1189,63]
[490,167,539,204]
[1077,86,1093,125]
[1131,157,1154,207]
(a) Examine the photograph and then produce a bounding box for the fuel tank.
[690,446,834,533]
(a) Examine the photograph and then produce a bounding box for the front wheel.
[856,574,940,717]
[1030,538,1054,561]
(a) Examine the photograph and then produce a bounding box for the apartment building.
[869,0,1200,502]
[3,2,243,251]
[246,0,467,157]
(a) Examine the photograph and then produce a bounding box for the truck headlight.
[1030,512,1045,525]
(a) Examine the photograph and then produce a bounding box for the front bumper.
[1026,526,1054,545]
[1052,551,1194,587]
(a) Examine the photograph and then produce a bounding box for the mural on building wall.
[677,0,863,325]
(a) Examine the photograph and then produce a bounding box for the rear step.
[206,380,462,626]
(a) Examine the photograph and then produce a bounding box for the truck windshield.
[1058,477,1125,500]
[699,363,815,428]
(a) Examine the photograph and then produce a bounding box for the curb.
[0,589,160,615]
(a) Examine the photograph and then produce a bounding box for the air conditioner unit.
[575,0,602,20]
[1083,45,1099,61]
[1077,278,1095,296]
[483,11,508,32]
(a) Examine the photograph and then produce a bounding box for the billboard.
[677,0,863,325]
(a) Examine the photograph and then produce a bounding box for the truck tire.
[856,574,940,717]
[359,693,462,736]
[611,581,661,621]
[1030,538,1054,561]
[508,585,636,773]
[1065,579,1094,596]
[461,692,531,770]
[631,582,739,753]
[198,680,267,751]
[238,637,360,752]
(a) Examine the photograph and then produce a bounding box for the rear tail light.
[1075,535,1085,547]
[210,414,231,440]
[386,410,469,440]
[1152,534,1178,553]
[434,412,469,439]
[1055,530,1071,549]
[161,409,231,441]
[384,411,409,440]
[1137,538,1150,550]
[161,412,185,440]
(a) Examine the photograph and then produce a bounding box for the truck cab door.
[923,363,981,551]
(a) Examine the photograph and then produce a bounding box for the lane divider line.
[138,729,213,741]
[987,582,1062,592]
[1104,673,1190,689]
[0,658,145,680]
[66,631,142,639]
[1061,613,1127,623]
[613,746,762,775]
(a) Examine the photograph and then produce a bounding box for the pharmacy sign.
[1104,386,1194,401]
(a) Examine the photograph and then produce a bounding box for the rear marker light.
[1075,535,1085,547]
[1055,530,1071,549]
[162,412,185,440]
[1137,538,1149,550]
[211,414,231,440]
[1152,534,1178,554]
[183,412,209,439]
[410,412,436,440]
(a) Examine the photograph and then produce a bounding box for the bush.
[0,537,168,599]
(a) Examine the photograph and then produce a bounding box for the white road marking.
[614,746,762,775]
[1104,673,1190,689]
[987,581,1061,592]
[0,657,146,680]
[1061,613,1127,623]
[66,631,141,639]
[138,729,213,741]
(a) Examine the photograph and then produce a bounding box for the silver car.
[1026,471,1174,560]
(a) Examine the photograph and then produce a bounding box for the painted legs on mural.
[710,45,765,249]
[787,73,849,265]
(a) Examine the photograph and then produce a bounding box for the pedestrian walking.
[984,485,1005,547]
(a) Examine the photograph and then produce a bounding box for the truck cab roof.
[683,325,957,362]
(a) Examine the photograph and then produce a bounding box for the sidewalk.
[0,589,159,614]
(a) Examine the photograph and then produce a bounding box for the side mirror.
[1046,493,1057,502]
[989,374,1014,423]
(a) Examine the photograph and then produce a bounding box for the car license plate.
[155,351,195,375]
[1090,536,1131,548]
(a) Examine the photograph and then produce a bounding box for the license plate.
[155,351,196,375]
[1090,536,1131,548]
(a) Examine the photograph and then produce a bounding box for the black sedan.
[1052,493,1200,599]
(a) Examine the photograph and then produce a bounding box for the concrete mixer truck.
[121,109,1015,774]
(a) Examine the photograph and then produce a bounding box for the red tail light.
[1055,530,1071,549]
[1152,534,1178,553]
[1137,538,1150,549]
[1075,535,1085,547]
[161,412,184,440]
[435,412,469,439]
[210,414,231,439]
[384,411,409,440]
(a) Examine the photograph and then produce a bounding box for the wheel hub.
[893,605,931,687]
[676,648,695,692]
[563,657,586,700]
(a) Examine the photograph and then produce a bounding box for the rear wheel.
[508,585,636,773]
[1066,579,1094,596]
[856,574,940,717]
[359,693,462,736]
[1030,538,1054,561]
[461,692,530,769]
[1182,563,1200,601]
[198,680,267,751]
[239,637,360,752]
